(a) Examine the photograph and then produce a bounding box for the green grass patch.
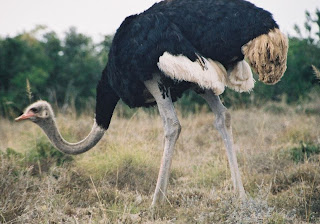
[1,147,23,159]
[289,142,320,163]
[191,158,228,189]
[1,137,73,175]
[76,144,161,194]
[22,137,73,176]
[26,136,73,166]
[263,104,287,114]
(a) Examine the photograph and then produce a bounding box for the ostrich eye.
[30,108,39,113]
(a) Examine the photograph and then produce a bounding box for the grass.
[1,102,320,223]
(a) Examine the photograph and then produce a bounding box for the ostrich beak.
[15,111,35,121]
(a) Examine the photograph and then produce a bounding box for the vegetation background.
[0,10,319,117]
[0,9,320,224]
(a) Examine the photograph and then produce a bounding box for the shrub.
[289,142,320,163]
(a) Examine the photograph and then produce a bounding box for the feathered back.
[242,28,288,84]
[101,0,283,108]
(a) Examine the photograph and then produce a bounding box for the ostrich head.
[242,28,288,85]
[15,100,53,124]
[15,100,105,155]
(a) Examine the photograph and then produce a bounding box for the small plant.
[289,141,320,163]
[32,137,73,165]
[26,78,33,103]
[312,65,320,82]
[24,137,73,175]
[1,148,23,159]
[266,212,289,224]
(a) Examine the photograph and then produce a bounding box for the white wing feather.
[157,52,254,95]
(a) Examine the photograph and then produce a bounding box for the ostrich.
[15,0,288,207]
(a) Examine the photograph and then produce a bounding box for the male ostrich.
[16,0,288,206]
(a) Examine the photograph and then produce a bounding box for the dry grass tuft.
[312,65,320,81]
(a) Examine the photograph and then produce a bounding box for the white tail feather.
[226,60,255,93]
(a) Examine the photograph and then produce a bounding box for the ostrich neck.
[38,117,105,155]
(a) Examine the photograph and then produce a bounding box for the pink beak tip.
[15,115,24,122]
[15,113,34,121]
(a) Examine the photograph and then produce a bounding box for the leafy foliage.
[0,27,112,117]
[289,142,320,163]
[0,139,73,174]
[26,137,73,167]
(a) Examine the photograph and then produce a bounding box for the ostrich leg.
[200,89,246,199]
[144,76,181,207]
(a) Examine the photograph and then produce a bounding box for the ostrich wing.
[123,13,228,94]
[158,52,255,95]
[127,13,254,94]
[158,52,227,95]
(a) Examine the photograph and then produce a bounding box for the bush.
[289,142,320,163]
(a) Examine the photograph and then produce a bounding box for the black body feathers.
[96,0,278,128]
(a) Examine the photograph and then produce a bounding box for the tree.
[0,27,111,117]
[0,30,51,116]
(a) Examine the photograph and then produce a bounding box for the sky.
[0,0,319,43]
